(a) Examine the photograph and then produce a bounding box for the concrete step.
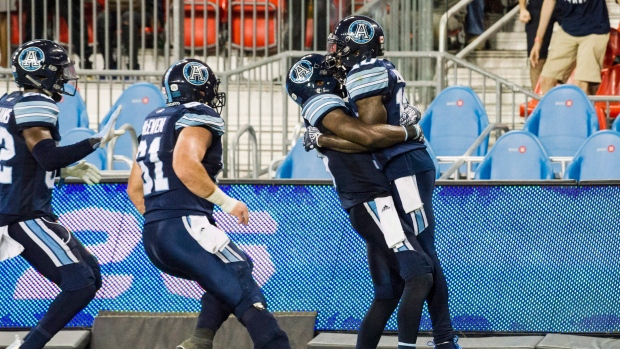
[0,330,90,349]
[492,32,528,51]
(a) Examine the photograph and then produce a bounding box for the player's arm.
[320,107,421,150]
[23,127,101,171]
[127,162,145,214]
[172,126,249,225]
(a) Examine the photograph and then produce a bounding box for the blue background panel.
[1,183,619,333]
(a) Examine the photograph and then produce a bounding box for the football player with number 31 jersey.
[319,16,461,349]
[0,40,123,349]
[127,59,291,349]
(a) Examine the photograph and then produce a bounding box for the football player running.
[311,16,461,349]
[287,53,433,349]
[127,58,291,349]
[0,39,122,349]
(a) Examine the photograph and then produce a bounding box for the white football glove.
[92,105,126,148]
[303,126,322,151]
[399,104,422,126]
[61,161,102,185]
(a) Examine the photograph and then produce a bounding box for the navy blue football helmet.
[11,39,78,102]
[325,15,385,73]
[162,58,226,113]
[286,53,343,107]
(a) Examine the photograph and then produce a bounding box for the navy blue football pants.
[392,169,455,345]
[8,217,100,349]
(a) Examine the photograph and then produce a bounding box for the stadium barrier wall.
[1,179,619,333]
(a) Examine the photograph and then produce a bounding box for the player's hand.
[400,104,422,126]
[61,160,102,185]
[519,8,531,23]
[93,106,125,148]
[411,124,425,143]
[229,201,249,226]
[303,126,322,152]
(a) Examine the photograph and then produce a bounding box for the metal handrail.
[106,124,139,170]
[230,124,260,178]
[439,123,510,180]
[438,0,473,53]
[456,5,520,59]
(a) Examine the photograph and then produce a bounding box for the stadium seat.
[613,116,620,132]
[564,130,620,180]
[184,0,225,50]
[230,0,281,52]
[100,83,166,170]
[274,139,331,179]
[523,85,599,173]
[60,128,107,170]
[57,84,90,135]
[424,140,441,179]
[419,86,489,173]
[475,131,553,180]
[595,64,620,121]
[602,28,620,70]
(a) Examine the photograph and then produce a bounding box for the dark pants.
[142,216,266,318]
[391,169,455,344]
[8,217,100,349]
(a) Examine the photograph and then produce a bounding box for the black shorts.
[525,6,558,59]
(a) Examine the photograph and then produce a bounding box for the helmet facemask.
[208,79,226,114]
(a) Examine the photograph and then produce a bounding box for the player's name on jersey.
[142,117,167,135]
[0,107,10,124]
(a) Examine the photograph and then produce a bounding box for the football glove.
[92,105,125,148]
[61,161,102,185]
[303,126,322,152]
[399,104,422,127]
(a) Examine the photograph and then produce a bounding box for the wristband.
[205,187,239,213]
[402,125,408,142]
[534,37,542,43]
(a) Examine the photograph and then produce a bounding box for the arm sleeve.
[345,64,390,103]
[31,138,96,171]
[175,105,225,136]
[301,94,347,127]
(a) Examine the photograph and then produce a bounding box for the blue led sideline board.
[1,182,619,333]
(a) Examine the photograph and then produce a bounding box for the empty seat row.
[475,130,620,181]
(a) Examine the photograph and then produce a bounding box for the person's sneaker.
[176,336,213,349]
[7,334,23,349]
[430,336,461,349]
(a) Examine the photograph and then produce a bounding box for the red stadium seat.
[602,29,620,70]
[185,0,225,50]
[230,0,281,52]
[595,64,620,124]
[10,12,25,46]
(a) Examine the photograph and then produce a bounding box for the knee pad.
[82,253,102,290]
[227,262,267,318]
[395,250,434,282]
[58,262,96,291]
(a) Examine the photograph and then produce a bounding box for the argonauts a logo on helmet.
[183,61,209,86]
[19,47,45,72]
[348,20,375,44]
[289,60,313,84]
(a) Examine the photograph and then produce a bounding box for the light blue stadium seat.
[275,140,332,179]
[60,128,107,170]
[423,140,441,179]
[419,86,489,173]
[475,131,554,180]
[612,117,620,133]
[100,83,165,170]
[523,85,599,174]
[564,130,620,180]
[57,84,90,135]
